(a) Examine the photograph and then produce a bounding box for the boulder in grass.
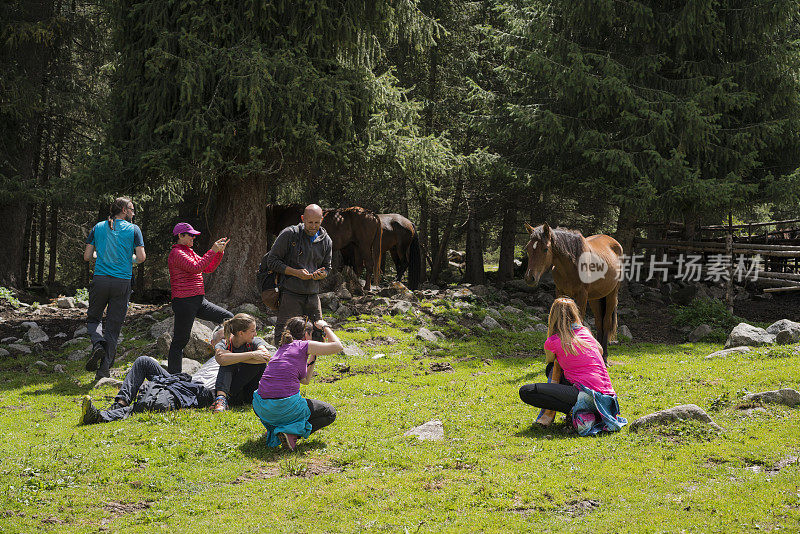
[57,297,75,309]
[20,321,39,330]
[618,325,633,341]
[705,346,751,360]
[404,420,444,441]
[416,328,439,343]
[183,322,215,360]
[629,404,722,432]
[8,344,31,355]
[390,301,413,315]
[157,358,202,375]
[342,345,365,357]
[25,325,49,344]
[94,377,123,389]
[742,389,800,407]
[724,323,775,348]
[73,326,88,337]
[0,348,10,358]
[689,324,713,342]
[765,319,800,345]
[481,316,502,331]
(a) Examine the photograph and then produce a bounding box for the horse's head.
[524,222,554,288]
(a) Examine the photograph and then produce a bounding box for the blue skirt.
[252,391,313,447]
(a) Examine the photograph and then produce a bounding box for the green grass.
[1,305,799,533]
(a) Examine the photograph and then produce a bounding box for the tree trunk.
[0,205,29,287]
[464,199,485,285]
[614,202,638,258]
[28,205,38,283]
[497,205,517,282]
[205,174,269,307]
[179,186,213,253]
[136,201,148,294]
[431,175,464,282]
[47,203,57,284]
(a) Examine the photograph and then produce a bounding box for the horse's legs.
[588,298,605,356]
[391,247,405,282]
[574,289,588,322]
[602,288,619,362]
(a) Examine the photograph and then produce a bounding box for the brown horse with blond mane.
[523,223,623,362]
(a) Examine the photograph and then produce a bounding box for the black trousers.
[274,290,322,346]
[214,362,266,405]
[168,295,233,373]
[306,398,337,433]
[519,362,579,414]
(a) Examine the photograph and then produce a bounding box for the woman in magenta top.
[252,317,343,450]
[520,297,618,426]
[166,222,233,373]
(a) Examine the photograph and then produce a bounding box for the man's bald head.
[301,204,324,236]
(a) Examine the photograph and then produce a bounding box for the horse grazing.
[378,214,422,290]
[323,207,382,291]
[523,223,623,362]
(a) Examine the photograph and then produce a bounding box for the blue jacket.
[571,385,627,437]
[252,391,312,447]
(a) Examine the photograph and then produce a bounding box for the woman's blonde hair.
[280,316,314,346]
[547,297,598,356]
[222,313,256,344]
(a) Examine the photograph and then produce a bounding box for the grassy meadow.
[0,298,798,533]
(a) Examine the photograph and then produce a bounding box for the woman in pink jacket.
[167,222,232,373]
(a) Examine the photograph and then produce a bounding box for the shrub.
[671,297,742,330]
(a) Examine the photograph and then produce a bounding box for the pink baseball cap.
[173,222,201,236]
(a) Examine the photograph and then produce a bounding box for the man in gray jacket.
[266,204,333,345]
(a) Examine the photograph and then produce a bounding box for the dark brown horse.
[524,223,623,361]
[377,214,422,290]
[265,204,383,290]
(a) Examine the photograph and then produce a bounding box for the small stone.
[481,316,502,330]
[371,353,385,360]
[54,364,66,374]
[94,377,123,389]
[485,308,501,319]
[8,343,31,354]
[0,348,10,357]
[689,324,713,342]
[25,325,49,344]
[335,306,353,320]
[342,345,365,357]
[67,350,85,361]
[629,404,722,432]
[404,419,444,441]
[157,332,172,355]
[705,346,751,359]
[335,287,353,300]
[416,328,439,343]
[54,332,67,339]
[451,288,474,299]
[76,300,89,309]
[20,321,39,330]
[1,337,18,343]
[502,306,522,315]
[234,303,260,316]
[523,324,548,333]
[32,360,48,369]
[57,296,76,309]
[618,325,632,340]
[742,389,800,407]
[390,301,413,315]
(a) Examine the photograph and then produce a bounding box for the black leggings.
[519,382,579,414]
[306,398,337,433]
[214,363,266,405]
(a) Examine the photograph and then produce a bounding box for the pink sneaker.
[277,432,298,451]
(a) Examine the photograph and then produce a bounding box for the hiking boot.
[107,399,127,411]
[210,395,228,413]
[94,366,111,381]
[79,396,101,425]
[86,342,106,372]
[277,432,298,451]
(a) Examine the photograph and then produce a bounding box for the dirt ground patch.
[102,501,151,516]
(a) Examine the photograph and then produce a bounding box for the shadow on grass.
[239,434,327,460]
[515,421,577,441]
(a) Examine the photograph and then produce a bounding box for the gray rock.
[523,323,548,333]
[617,307,639,319]
[183,322,214,360]
[76,300,89,309]
[390,301,413,315]
[234,303,261,316]
[1,337,18,343]
[742,389,800,406]
[629,404,722,432]
[54,332,67,339]
[725,323,775,348]
[335,287,352,300]
[509,298,527,308]
[319,292,340,311]
[335,306,353,320]
[431,330,446,340]
[57,296,76,309]
[672,285,697,305]
[94,377,123,389]
[481,316,502,330]
[32,360,48,370]
[628,283,646,297]
[470,285,490,298]
[20,321,39,330]
[61,337,88,349]
[689,324,713,342]
[765,319,800,345]
[342,345,365,357]
[8,343,31,354]
[157,332,172,355]
[416,328,439,343]
[502,305,522,315]
[404,419,444,441]
[619,325,633,340]
[67,350,85,361]
[25,325,49,344]
[485,308,501,319]
[73,326,88,337]
[371,297,390,307]
[705,346,752,359]
[450,288,474,299]
[0,348,9,357]
[536,293,555,307]
[150,318,174,340]
[180,358,202,375]
[54,364,66,374]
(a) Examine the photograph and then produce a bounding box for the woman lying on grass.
[252,316,343,451]
[519,297,627,436]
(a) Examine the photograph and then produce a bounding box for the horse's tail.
[608,293,618,342]
[408,228,421,290]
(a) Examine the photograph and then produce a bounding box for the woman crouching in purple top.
[252,316,343,450]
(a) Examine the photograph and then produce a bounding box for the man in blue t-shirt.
[83,197,146,380]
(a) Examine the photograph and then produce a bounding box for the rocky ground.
[1,277,797,357]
